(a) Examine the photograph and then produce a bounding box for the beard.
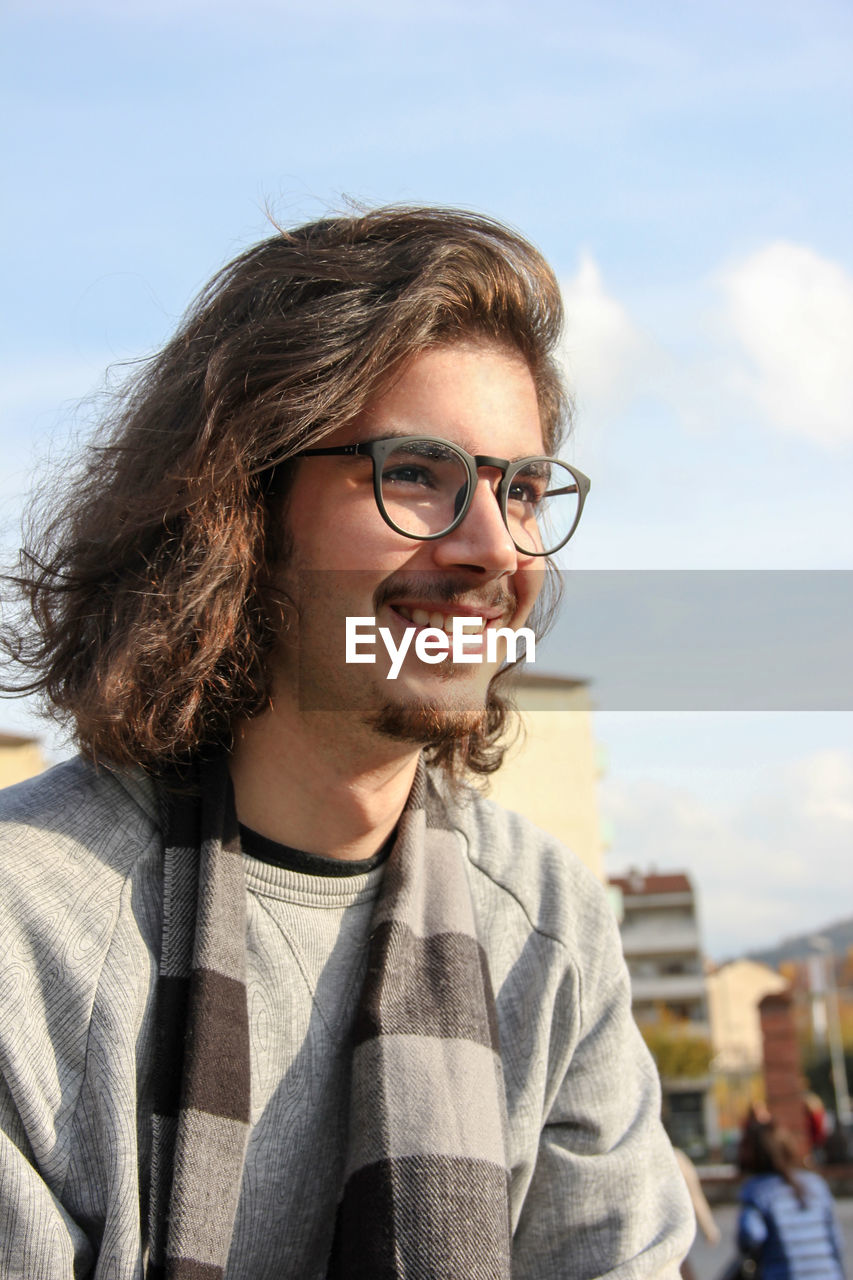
[366,695,488,748]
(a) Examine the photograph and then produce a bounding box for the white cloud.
[559,253,658,419]
[558,241,853,454]
[604,750,853,959]
[718,241,853,448]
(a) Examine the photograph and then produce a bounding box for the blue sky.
[2,0,851,956]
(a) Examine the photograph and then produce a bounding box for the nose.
[430,472,519,575]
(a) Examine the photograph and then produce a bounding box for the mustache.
[373,575,515,615]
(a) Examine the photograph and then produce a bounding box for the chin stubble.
[366,698,488,747]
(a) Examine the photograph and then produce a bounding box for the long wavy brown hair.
[2,205,570,775]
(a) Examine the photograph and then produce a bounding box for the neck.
[229,699,421,861]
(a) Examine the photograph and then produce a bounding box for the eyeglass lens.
[378,440,581,555]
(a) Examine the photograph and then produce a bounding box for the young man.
[0,208,693,1278]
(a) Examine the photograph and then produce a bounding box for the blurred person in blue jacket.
[737,1109,845,1280]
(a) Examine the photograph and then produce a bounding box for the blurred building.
[488,672,604,878]
[609,870,709,1024]
[608,869,716,1156]
[707,959,789,1075]
[0,731,47,789]
[706,959,791,1148]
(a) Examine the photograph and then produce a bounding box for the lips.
[388,594,514,634]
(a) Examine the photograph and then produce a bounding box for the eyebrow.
[350,431,545,464]
[511,458,551,477]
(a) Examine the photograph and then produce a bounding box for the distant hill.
[746,916,853,969]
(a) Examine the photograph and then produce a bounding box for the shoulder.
[740,1173,789,1209]
[0,755,162,928]
[739,1174,763,1202]
[0,757,163,1194]
[740,1173,772,1196]
[0,753,160,854]
[436,776,617,960]
[797,1170,832,1203]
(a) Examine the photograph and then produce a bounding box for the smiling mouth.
[392,605,500,634]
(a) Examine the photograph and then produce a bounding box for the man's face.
[273,340,547,745]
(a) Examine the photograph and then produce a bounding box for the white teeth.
[393,606,491,632]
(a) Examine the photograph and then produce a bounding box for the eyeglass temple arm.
[297,445,363,457]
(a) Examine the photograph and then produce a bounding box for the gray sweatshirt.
[0,757,693,1278]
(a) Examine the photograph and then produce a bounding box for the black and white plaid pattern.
[147,757,511,1279]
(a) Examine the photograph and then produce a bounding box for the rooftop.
[0,731,39,748]
[609,871,693,897]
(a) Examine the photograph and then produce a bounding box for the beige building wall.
[487,673,604,878]
[0,732,47,790]
[707,959,789,1073]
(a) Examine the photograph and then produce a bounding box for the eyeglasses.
[296,434,590,557]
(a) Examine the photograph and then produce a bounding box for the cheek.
[311,490,396,571]
[287,498,363,571]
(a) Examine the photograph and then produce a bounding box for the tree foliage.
[639,1009,713,1080]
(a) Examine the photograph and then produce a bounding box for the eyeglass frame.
[294,434,591,557]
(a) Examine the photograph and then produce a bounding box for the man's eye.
[382,464,437,488]
[508,479,543,505]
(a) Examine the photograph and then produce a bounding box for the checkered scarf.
[146,754,512,1278]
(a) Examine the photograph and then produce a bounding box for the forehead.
[337,341,546,459]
